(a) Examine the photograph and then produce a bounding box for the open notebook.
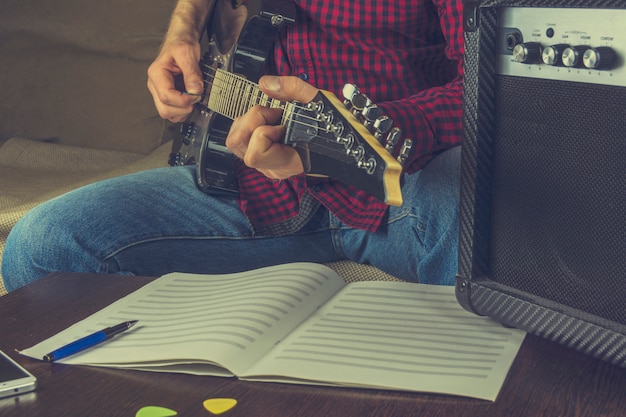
[21,263,525,401]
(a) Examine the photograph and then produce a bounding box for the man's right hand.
[146,37,204,123]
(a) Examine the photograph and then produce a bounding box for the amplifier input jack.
[505,32,522,50]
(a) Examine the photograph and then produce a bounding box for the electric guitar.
[168,0,411,206]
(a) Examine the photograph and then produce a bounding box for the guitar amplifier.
[456,0,626,367]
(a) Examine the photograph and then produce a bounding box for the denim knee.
[2,195,100,291]
[2,206,54,290]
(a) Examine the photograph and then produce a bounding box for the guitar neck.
[207,69,293,122]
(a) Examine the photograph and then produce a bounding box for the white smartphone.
[0,349,37,399]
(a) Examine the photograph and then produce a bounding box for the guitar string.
[184,65,385,163]
[200,67,318,119]
[197,69,378,155]
[198,65,332,130]
[193,66,392,162]
[197,71,360,157]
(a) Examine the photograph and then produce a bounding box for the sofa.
[0,0,398,296]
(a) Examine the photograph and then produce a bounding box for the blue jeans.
[2,146,461,291]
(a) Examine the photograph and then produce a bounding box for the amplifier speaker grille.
[490,76,626,326]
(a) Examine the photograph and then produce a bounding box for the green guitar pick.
[135,406,178,417]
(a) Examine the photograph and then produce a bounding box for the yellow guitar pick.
[203,398,238,415]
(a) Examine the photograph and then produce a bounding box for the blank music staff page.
[21,263,525,401]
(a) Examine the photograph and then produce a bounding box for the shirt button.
[298,73,309,81]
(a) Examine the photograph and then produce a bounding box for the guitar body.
[169,0,296,195]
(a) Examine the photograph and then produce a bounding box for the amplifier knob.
[512,42,543,64]
[562,45,588,68]
[583,47,617,70]
[542,44,569,66]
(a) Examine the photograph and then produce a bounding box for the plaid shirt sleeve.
[237,0,465,233]
[376,0,465,174]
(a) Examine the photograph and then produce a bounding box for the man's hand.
[147,37,204,123]
[226,75,319,179]
[147,0,215,122]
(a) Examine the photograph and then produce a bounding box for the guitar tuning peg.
[342,84,360,107]
[397,138,413,166]
[372,116,393,139]
[341,84,371,113]
[350,93,370,114]
[385,127,402,152]
[361,105,384,128]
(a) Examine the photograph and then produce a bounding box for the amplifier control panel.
[497,7,626,86]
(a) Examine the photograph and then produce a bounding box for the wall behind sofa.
[0,0,177,154]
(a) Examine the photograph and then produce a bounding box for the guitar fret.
[244,80,253,116]
[230,76,237,117]
[207,69,287,121]
[235,78,243,116]
[258,89,269,107]
[255,87,264,107]
[237,77,246,117]
[232,76,241,118]
[281,102,295,126]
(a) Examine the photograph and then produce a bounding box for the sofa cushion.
[0,0,176,154]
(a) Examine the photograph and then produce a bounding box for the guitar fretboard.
[207,69,292,123]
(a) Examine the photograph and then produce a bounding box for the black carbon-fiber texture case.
[456,0,626,367]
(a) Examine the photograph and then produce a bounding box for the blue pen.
[43,320,138,362]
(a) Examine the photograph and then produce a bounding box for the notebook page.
[244,281,526,401]
[21,263,345,376]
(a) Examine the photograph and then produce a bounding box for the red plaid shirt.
[237,0,464,234]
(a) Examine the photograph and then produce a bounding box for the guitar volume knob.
[168,152,183,166]
[180,122,196,145]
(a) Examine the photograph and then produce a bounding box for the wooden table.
[0,272,624,417]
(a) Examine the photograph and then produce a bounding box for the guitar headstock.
[283,84,412,206]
